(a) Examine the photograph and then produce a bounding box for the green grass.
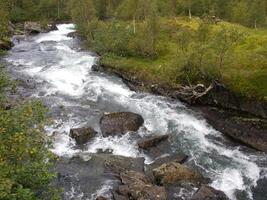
[98,17,267,101]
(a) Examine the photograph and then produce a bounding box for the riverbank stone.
[153,162,204,185]
[138,135,170,150]
[198,106,267,152]
[117,170,167,200]
[100,112,144,137]
[54,153,145,199]
[70,127,97,145]
[191,185,229,200]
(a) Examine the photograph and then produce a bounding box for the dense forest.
[68,0,267,99]
[0,0,267,199]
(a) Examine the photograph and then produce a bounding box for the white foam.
[211,169,245,200]
[86,134,140,158]
[51,133,80,157]
[90,180,114,200]
[35,24,74,43]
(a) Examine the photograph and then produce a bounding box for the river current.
[3,24,267,200]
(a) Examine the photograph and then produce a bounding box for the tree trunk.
[189,7,192,19]
[254,20,257,29]
[133,16,136,34]
[57,0,60,19]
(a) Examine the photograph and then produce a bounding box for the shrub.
[0,71,60,200]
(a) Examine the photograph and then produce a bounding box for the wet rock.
[38,91,46,96]
[67,31,77,38]
[91,64,103,72]
[97,148,113,154]
[118,170,167,200]
[48,23,58,31]
[153,162,204,185]
[252,178,267,200]
[120,170,150,185]
[166,182,198,200]
[138,135,170,150]
[198,106,267,152]
[100,112,144,137]
[195,81,267,119]
[24,22,42,35]
[143,136,173,160]
[117,185,130,196]
[113,192,129,200]
[148,153,188,169]
[24,22,57,35]
[145,153,188,180]
[70,127,97,145]
[96,196,108,200]
[54,153,145,199]
[191,185,229,200]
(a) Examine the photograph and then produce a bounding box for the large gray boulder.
[100,112,144,137]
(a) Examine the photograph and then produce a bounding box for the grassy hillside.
[97,17,267,101]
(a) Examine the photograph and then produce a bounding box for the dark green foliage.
[0,1,10,39]
[6,0,71,23]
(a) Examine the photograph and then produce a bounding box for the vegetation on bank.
[0,0,70,45]
[0,0,70,24]
[0,1,66,199]
[0,70,60,200]
[0,0,265,199]
[69,0,267,101]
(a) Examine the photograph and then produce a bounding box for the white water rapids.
[4,24,267,200]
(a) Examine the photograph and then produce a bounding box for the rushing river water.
[3,24,267,200]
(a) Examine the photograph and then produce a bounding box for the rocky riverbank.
[92,63,267,153]
[0,21,60,51]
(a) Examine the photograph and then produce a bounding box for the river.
[3,24,267,200]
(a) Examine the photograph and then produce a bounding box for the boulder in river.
[139,134,173,160]
[118,170,167,200]
[100,112,144,137]
[70,127,97,145]
[48,23,58,31]
[191,185,229,200]
[113,192,129,200]
[67,31,77,38]
[138,135,170,150]
[153,162,204,185]
[96,196,108,200]
[145,153,188,180]
[54,153,145,199]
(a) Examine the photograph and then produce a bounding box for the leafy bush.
[0,71,60,200]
